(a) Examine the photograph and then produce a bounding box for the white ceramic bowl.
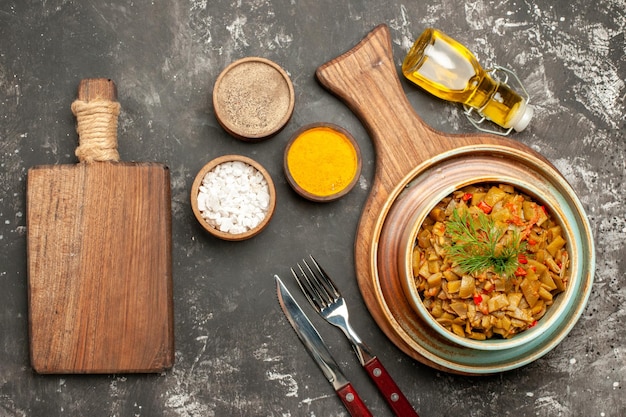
[399,179,579,351]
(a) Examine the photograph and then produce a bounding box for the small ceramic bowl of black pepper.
[213,57,295,141]
[191,155,276,241]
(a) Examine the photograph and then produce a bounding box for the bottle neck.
[467,75,528,129]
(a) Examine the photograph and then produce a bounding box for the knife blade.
[275,275,373,417]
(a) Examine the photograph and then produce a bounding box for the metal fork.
[292,256,420,417]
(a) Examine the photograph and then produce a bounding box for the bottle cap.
[510,100,534,132]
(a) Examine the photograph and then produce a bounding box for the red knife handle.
[336,383,374,417]
[364,357,420,416]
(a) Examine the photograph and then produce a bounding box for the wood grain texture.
[27,163,173,373]
[76,77,117,101]
[26,78,173,374]
[315,25,557,365]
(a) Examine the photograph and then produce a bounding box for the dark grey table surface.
[1,1,624,416]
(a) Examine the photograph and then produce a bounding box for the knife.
[275,275,373,417]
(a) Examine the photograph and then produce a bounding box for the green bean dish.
[412,183,570,340]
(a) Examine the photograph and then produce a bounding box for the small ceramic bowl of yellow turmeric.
[284,123,362,202]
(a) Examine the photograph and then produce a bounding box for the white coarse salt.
[197,160,270,234]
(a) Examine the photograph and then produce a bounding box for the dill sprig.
[444,208,525,277]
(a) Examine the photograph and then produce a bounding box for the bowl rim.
[283,122,362,202]
[401,178,579,351]
[190,154,276,241]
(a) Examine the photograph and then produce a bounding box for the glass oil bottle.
[402,28,533,133]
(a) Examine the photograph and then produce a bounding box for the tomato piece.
[477,201,492,214]
[514,266,527,276]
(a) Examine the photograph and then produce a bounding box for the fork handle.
[336,383,374,417]
[364,357,420,416]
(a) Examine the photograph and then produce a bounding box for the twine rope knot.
[71,99,121,163]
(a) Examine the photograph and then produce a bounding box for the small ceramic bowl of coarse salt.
[191,155,276,241]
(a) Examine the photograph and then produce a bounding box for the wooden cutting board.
[316,25,557,365]
[26,79,174,374]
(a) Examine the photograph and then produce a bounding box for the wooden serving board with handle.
[27,78,174,373]
[316,25,554,362]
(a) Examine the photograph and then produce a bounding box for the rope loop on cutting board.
[71,99,121,163]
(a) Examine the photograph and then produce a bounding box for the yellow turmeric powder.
[286,126,360,198]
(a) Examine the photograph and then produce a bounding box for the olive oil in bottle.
[402,28,533,132]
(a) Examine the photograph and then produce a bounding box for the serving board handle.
[316,25,445,187]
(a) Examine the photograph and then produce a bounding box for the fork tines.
[290,256,340,312]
